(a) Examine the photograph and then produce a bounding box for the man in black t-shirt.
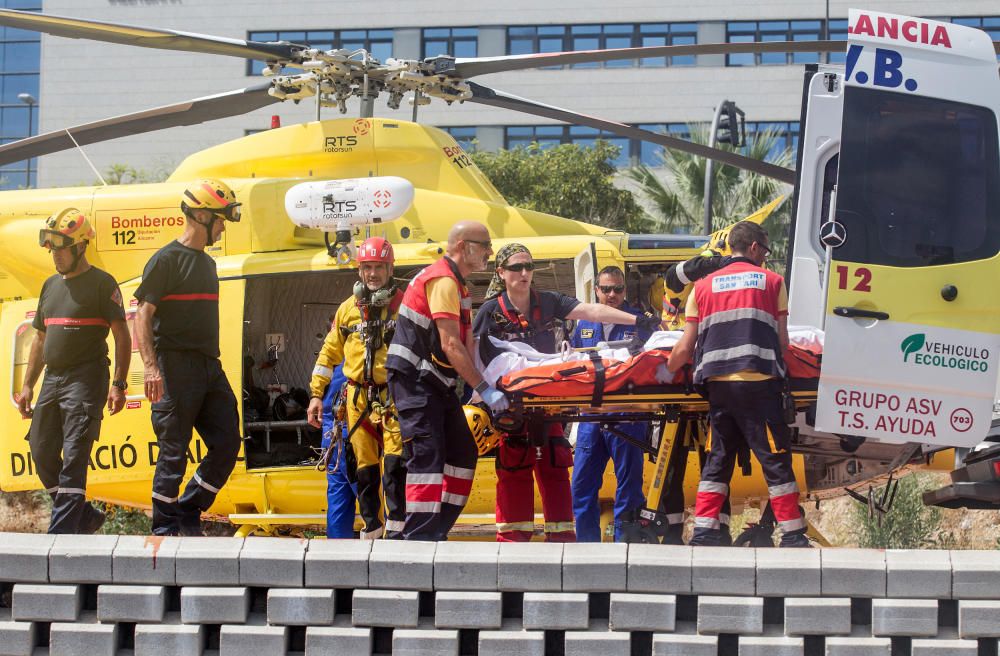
[134,179,243,536]
[17,208,130,534]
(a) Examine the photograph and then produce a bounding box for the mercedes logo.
[820,221,847,248]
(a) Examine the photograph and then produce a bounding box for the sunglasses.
[465,238,492,250]
[502,262,535,273]
[39,229,76,250]
[598,284,625,294]
[755,241,772,256]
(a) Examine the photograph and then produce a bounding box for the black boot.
[779,528,812,548]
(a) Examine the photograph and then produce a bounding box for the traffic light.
[716,101,746,147]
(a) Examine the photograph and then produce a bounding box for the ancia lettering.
[849,14,952,48]
[110,215,185,229]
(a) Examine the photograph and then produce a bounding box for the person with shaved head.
[386,220,504,540]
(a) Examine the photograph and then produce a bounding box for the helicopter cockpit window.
[835,88,1000,267]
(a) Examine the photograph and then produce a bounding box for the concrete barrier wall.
[1,533,999,655]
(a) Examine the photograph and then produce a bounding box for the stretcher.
[490,329,824,544]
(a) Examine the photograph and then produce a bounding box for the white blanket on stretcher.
[478,325,824,388]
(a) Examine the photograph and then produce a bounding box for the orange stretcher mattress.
[498,343,821,400]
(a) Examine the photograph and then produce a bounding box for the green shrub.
[851,473,942,549]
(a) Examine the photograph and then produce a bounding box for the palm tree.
[625,124,795,237]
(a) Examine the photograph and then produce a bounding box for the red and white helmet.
[357,236,394,264]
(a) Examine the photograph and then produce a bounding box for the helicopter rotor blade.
[0,8,304,62]
[0,82,281,167]
[448,40,848,78]
[466,82,796,184]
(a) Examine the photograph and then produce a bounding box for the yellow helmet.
[464,405,498,456]
[180,179,242,221]
[39,207,95,249]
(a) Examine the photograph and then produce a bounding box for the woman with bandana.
[473,243,660,542]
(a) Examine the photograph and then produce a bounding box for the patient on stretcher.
[479,327,824,398]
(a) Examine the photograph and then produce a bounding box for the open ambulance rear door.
[816,10,1000,449]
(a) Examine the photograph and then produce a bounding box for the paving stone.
[564,627,631,655]
[697,596,764,635]
[180,587,250,624]
[478,628,545,656]
[563,543,627,592]
[0,533,54,583]
[11,584,80,622]
[392,628,460,656]
[951,551,1000,599]
[49,621,117,656]
[821,549,886,598]
[608,592,676,632]
[220,624,288,656]
[434,541,499,591]
[522,592,589,630]
[174,537,244,586]
[738,636,804,655]
[97,584,166,623]
[434,591,502,629]
[48,534,118,584]
[112,535,180,585]
[756,548,820,597]
[304,539,371,588]
[267,588,335,626]
[911,638,979,655]
[825,637,893,655]
[692,547,755,596]
[304,626,372,654]
[627,544,692,594]
[498,543,563,591]
[871,598,938,637]
[134,623,205,656]
[784,597,852,636]
[0,620,36,656]
[958,600,1000,638]
[886,550,951,599]
[651,633,717,655]
[352,589,419,628]
[369,539,435,590]
[239,537,306,587]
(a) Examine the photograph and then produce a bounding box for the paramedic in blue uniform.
[475,245,661,542]
[319,364,357,538]
[668,220,809,548]
[570,265,654,542]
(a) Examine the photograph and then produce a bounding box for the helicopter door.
[574,242,598,303]
[814,16,1000,448]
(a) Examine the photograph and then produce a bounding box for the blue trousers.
[322,384,357,539]
[571,422,647,542]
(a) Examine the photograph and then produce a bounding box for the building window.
[503,124,690,167]
[508,23,696,67]
[0,0,41,190]
[441,126,477,152]
[246,29,393,75]
[950,17,1000,60]
[422,28,478,59]
[727,20,831,66]
[745,121,801,160]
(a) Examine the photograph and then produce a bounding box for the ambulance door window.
[835,88,1000,267]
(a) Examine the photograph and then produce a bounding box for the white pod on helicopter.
[284,176,414,231]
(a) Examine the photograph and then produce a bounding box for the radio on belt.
[285,176,414,264]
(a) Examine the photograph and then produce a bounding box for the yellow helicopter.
[0,8,983,540]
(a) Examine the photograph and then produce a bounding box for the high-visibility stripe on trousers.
[495,429,575,543]
[390,371,477,541]
[28,358,108,534]
[693,379,804,545]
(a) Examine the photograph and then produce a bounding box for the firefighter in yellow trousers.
[307,237,406,539]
